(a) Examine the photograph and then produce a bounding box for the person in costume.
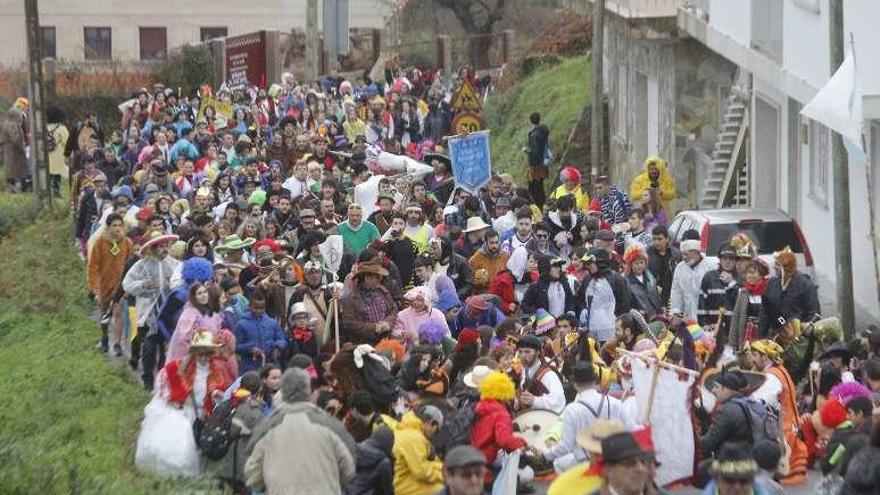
[550,166,590,211]
[122,231,180,390]
[135,331,232,477]
[516,334,566,414]
[87,212,133,355]
[746,339,808,484]
[628,156,676,212]
[543,363,633,473]
[470,371,526,486]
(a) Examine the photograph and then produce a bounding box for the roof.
[678,208,794,224]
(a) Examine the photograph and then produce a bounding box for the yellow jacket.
[548,462,603,495]
[392,412,444,495]
[629,156,676,209]
[550,184,590,211]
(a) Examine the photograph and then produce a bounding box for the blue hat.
[111,185,134,201]
[436,290,462,313]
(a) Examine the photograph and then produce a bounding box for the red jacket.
[488,270,538,315]
[470,399,526,466]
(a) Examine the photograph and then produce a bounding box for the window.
[139,27,167,60]
[751,0,783,62]
[40,26,55,59]
[84,27,111,60]
[200,27,228,42]
[808,120,829,207]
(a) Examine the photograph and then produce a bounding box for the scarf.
[745,277,768,296]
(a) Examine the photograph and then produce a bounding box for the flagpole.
[830,0,855,339]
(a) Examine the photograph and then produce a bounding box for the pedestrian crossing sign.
[451,80,482,111]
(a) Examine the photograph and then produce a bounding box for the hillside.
[0,199,218,494]
[484,55,591,183]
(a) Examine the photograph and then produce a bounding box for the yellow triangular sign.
[451,81,482,111]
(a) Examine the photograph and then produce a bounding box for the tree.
[431,0,508,69]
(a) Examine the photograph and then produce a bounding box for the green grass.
[484,55,591,182]
[0,202,219,494]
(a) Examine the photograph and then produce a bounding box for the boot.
[99,323,109,353]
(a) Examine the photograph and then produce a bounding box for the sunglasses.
[535,233,549,239]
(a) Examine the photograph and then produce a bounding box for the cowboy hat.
[704,367,766,393]
[214,234,256,253]
[423,152,451,169]
[354,261,389,278]
[462,216,490,233]
[576,419,626,455]
[463,365,493,389]
[139,233,179,257]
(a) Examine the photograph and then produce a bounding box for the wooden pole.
[590,0,606,178]
[829,0,855,338]
[333,298,341,353]
[24,0,52,209]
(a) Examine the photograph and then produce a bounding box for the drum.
[513,408,561,451]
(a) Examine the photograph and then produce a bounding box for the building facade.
[593,0,880,324]
[0,0,393,66]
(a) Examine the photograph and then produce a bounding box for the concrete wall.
[690,0,880,324]
[0,0,392,66]
[604,16,677,194]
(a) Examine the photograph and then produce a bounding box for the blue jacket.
[157,285,189,341]
[234,311,288,373]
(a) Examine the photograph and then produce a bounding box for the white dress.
[134,362,209,477]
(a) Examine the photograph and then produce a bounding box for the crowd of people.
[36,59,880,495]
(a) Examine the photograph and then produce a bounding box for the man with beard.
[285,208,317,255]
[516,334,566,414]
[500,208,534,254]
[310,134,336,170]
[339,204,380,257]
[288,261,336,349]
[368,192,396,236]
[403,202,434,254]
[271,193,298,235]
[468,229,509,295]
[382,213,418,288]
[97,146,126,188]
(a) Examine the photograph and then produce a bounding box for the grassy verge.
[0,201,217,494]
[484,55,591,182]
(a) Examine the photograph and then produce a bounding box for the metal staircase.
[700,72,751,209]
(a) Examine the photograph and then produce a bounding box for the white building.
[593,0,880,325]
[0,0,394,66]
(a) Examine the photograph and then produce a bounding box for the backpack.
[543,141,554,166]
[731,397,782,451]
[361,355,401,407]
[197,399,236,460]
[432,404,476,457]
[46,125,58,153]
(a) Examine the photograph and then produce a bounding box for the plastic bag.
[492,449,520,495]
[134,398,202,477]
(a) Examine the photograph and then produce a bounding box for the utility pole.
[24,0,52,209]
[590,0,605,179]
[829,0,855,338]
[305,0,319,81]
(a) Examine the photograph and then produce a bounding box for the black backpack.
[731,397,782,449]
[361,355,401,407]
[432,404,476,457]
[197,399,236,460]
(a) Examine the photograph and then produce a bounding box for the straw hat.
[189,330,220,351]
[462,216,490,233]
[214,234,256,253]
[576,419,626,455]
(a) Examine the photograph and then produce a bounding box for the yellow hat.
[747,339,784,363]
[13,97,28,111]
[479,371,516,402]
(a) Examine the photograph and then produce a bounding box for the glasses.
[535,233,549,239]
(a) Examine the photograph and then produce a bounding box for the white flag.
[801,39,864,152]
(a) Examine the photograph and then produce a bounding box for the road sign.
[451,112,486,135]
[451,80,482,111]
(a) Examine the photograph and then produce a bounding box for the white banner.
[631,358,697,486]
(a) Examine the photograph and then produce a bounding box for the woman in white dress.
[135,331,233,477]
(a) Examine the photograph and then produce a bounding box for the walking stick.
[333,298,341,353]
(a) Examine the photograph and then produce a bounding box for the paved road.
[535,472,823,494]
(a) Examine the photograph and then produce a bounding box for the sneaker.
[113,343,123,357]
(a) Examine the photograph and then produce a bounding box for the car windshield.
[708,221,803,256]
